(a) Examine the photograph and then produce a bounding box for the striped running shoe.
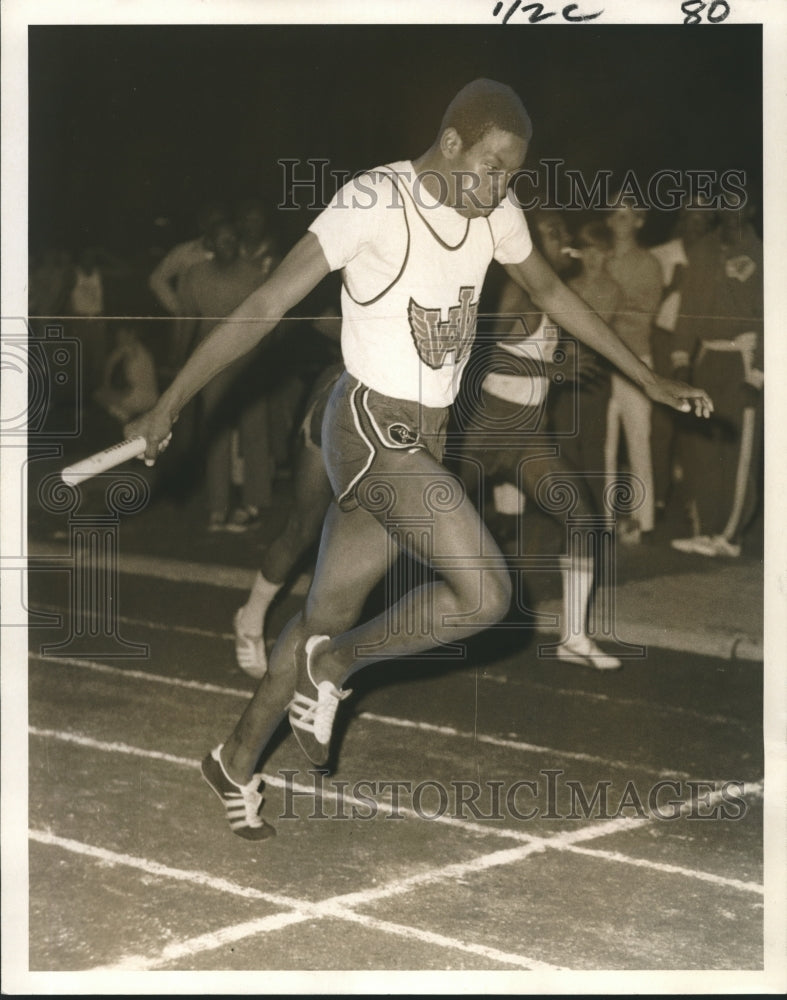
[288,635,351,766]
[201,745,276,840]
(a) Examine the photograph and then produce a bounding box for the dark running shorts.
[321,370,450,512]
[301,363,344,451]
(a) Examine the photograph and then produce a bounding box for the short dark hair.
[440,79,533,149]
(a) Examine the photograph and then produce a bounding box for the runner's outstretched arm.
[127,233,331,462]
[505,250,713,417]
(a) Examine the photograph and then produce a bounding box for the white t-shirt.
[309,161,532,407]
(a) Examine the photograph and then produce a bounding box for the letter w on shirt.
[408,286,479,370]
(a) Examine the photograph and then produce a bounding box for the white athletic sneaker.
[233,609,267,679]
[696,535,741,557]
[671,534,741,557]
[671,534,713,554]
[551,636,623,671]
[288,635,351,766]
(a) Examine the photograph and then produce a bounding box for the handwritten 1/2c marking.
[492,2,604,24]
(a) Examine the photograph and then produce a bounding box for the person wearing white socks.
[233,364,341,677]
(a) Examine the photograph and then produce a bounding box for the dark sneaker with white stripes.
[201,745,276,840]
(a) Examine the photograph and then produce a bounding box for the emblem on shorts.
[388,423,420,447]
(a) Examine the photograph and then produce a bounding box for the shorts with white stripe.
[321,371,449,512]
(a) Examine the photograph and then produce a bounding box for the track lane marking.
[27,725,545,845]
[30,830,564,972]
[28,602,757,738]
[29,726,764,895]
[523,680,751,733]
[28,612,754,734]
[26,545,762,659]
[317,907,564,971]
[30,653,721,782]
[31,602,235,642]
[30,653,252,699]
[563,843,763,895]
[356,710,693,778]
[94,912,311,971]
[26,544,257,590]
[28,829,301,908]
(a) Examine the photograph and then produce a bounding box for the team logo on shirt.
[407,286,479,370]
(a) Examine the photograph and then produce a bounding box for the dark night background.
[28,23,762,257]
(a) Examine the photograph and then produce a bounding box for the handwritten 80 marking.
[491,2,603,24]
[681,0,730,23]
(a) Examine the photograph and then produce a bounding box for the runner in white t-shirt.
[128,79,713,840]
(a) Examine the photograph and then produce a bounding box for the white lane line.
[30,727,199,768]
[31,830,564,972]
[32,602,235,642]
[91,912,311,971]
[564,843,763,895]
[28,829,301,908]
[28,543,763,661]
[30,653,253,699]
[329,842,551,910]
[356,711,693,780]
[29,623,750,735]
[29,653,697,781]
[559,780,765,896]
[29,726,764,896]
[27,542,256,590]
[92,902,561,973]
[523,680,749,733]
[29,541,763,662]
[321,907,564,971]
[323,819,649,912]
[27,725,540,845]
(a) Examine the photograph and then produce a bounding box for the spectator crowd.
[27,185,763,564]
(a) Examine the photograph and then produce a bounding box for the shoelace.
[291,682,352,743]
[222,774,265,829]
[237,775,265,828]
[312,682,352,743]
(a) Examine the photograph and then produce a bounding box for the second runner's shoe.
[288,634,351,766]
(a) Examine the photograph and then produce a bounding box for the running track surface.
[14,554,775,989]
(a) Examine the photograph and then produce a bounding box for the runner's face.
[453,128,528,218]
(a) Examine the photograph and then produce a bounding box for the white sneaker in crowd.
[671,535,741,557]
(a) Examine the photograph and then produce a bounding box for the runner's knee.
[482,567,512,623]
[449,566,511,624]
